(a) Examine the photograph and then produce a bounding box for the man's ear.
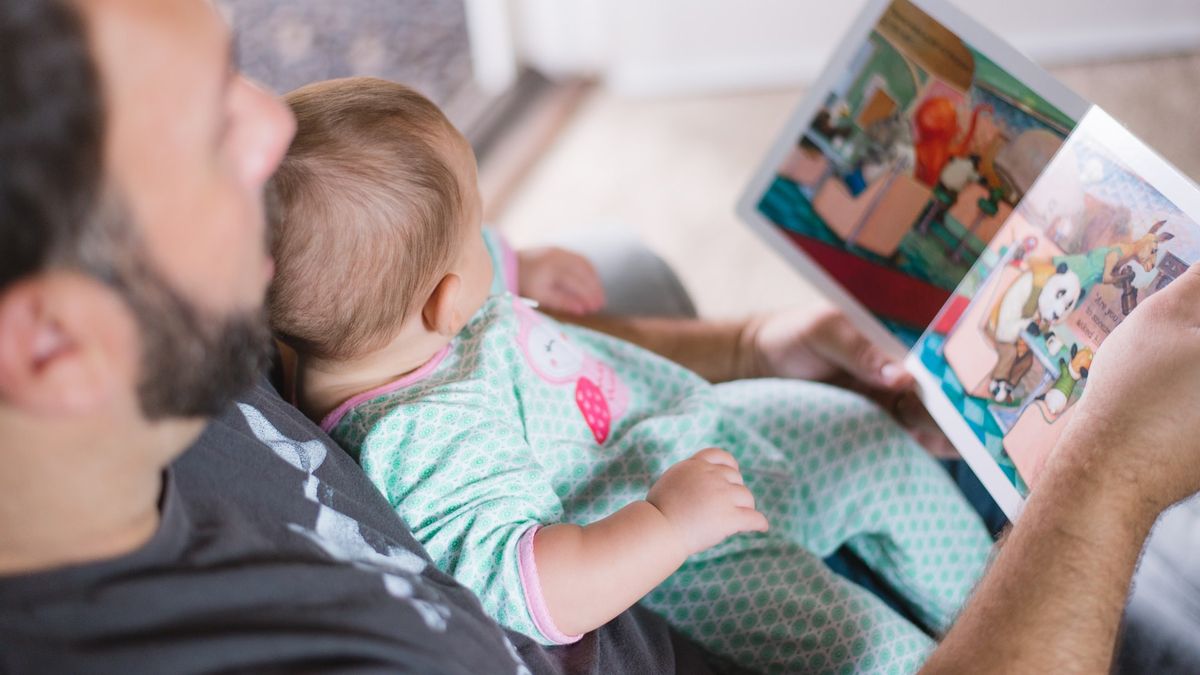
[421,273,464,337]
[0,274,136,416]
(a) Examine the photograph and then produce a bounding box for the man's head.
[268,77,489,365]
[0,0,294,455]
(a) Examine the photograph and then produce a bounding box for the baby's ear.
[422,273,462,337]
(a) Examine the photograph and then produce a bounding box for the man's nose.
[241,79,296,187]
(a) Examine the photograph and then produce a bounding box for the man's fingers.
[888,392,959,458]
[856,345,912,391]
[1183,258,1200,283]
[1152,261,1200,325]
[825,316,912,391]
[911,428,959,460]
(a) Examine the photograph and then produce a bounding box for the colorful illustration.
[515,298,629,444]
[755,0,1076,345]
[914,111,1199,496]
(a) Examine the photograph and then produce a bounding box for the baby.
[268,77,992,674]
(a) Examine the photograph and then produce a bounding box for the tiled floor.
[495,52,1200,319]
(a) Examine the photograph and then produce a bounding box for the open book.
[737,0,1199,519]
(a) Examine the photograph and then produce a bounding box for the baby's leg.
[644,537,934,674]
[715,379,992,634]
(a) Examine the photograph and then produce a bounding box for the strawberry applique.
[575,377,612,444]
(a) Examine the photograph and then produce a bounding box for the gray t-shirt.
[0,380,729,674]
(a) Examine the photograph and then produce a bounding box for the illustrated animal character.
[913,97,991,187]
[1056,220,1175,289]
[1049,221,1175,316]
[514,299,629,444]
[812,108,853,144]
[1036,344,1094,415]
[859,111,916,184]
[914,154,982,234]
[986,260,1083,403]
[988,339,1036,404]
[940,154,982,193]
[991,260,1083,342]
[1104,220,1174,282]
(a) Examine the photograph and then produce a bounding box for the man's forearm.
[549,311,756,383]
[923,434,1158,673]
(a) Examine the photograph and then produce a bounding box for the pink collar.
[318,344,452,433]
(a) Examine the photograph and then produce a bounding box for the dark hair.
[0,1,273,419]
[0,0,105,291]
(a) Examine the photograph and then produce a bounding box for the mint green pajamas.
[645,380,990,673]
[326,233,991,673]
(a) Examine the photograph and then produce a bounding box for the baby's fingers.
[725,482,757,510]
[552,282,601,316]
[694,447,738,469]
[566,262,606,310]
[554,267,605,313]
[735,507,769,533]
[715,464,746,486]
[546,287,590,315]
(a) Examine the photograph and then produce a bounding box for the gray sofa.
[1118,495,1200,673]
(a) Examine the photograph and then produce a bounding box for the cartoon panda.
[986,261,1083,403]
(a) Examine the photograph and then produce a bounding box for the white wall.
[503,0,1200,97]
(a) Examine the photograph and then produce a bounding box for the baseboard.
[606,23,1200,98]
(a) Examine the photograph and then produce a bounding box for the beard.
[130,275,273,420]
[79,195,275,420]
[75,188,275,420]
[112,247,274,420]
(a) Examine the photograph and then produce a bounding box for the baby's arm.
[350,372,763,643]
[534,448,768,637]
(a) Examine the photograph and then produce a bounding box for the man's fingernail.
[881,363,903,383]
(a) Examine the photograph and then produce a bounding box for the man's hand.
[925,266,1200,675]
[517,247,606,316]
[646,448,768,556]
[743,307,958,458]
[1051,263,1200,512]
[743,306,911,389]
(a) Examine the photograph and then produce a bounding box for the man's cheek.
[220,178,269,257]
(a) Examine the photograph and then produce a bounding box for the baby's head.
[268,77,492,366]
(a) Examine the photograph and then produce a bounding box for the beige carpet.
[494,52,1200,320]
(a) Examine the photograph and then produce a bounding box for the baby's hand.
[517,247,606,315]
[646,448,768,556]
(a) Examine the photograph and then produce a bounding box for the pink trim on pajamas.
[499,235,520,294]
[319,345,453,433]
[517,525,582,645]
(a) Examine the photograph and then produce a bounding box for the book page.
[908,107,1200,519]
[737,0,1087,357]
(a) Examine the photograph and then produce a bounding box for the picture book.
[737,0,1199,519]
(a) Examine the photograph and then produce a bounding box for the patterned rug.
[215,0,473,110]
